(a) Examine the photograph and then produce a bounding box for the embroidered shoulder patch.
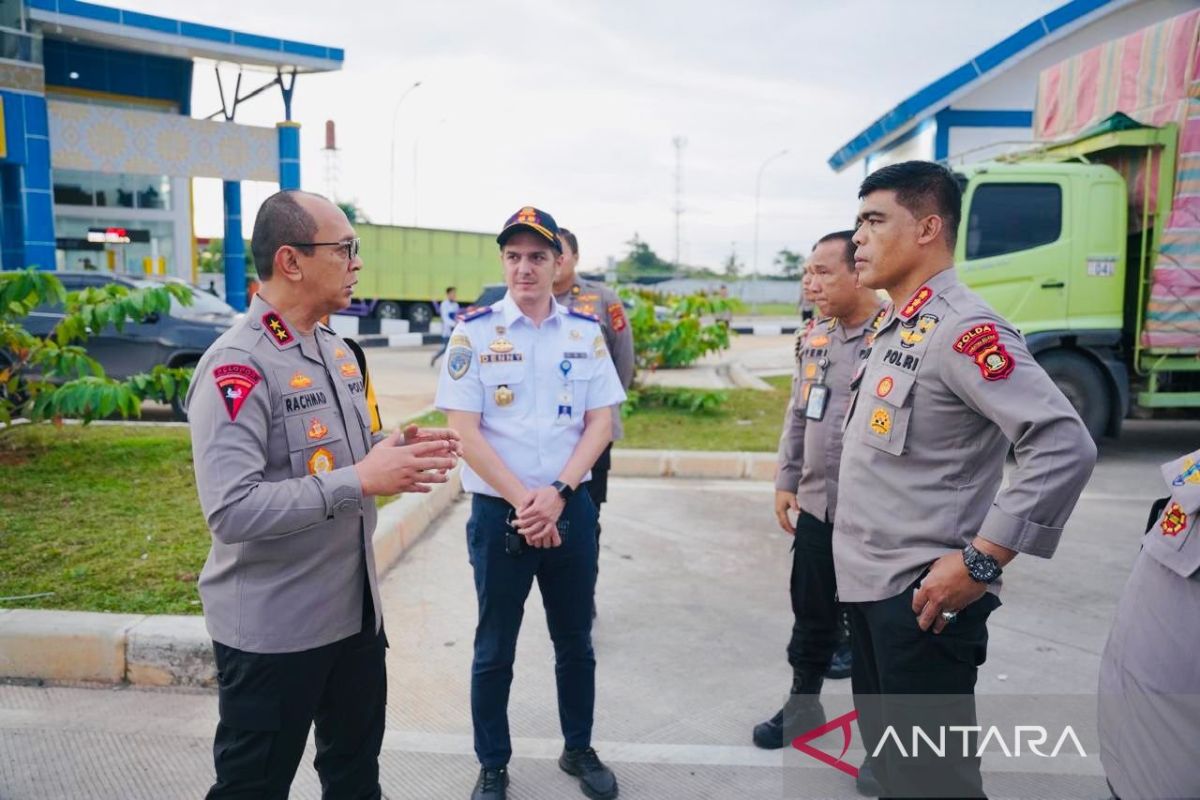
[607,302,628,333]
[952,322,1015,381]
[459,306,493,323]
[262,312,294,347]
[213,364,262,422]
[446,346,472,380]
[1161,502,1188,536]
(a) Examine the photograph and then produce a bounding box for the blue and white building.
[828,0,1198,175]
[0,0,343,309]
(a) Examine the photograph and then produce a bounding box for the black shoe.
[856,757,883,797]
[825,642,852,680]
[471,766,508,800]
[558,747,618,799]
[752,693,827,750]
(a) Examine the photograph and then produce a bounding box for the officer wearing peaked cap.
[837,162,1096,798]
[435,206,626,800]
[187,190,460,799]
[1099,448,1200,800]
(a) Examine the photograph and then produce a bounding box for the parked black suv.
[9,271,241,418]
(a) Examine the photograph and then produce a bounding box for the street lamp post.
[752,148,789,293]
[389,81,422,225]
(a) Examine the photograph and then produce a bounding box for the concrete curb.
[0,466,464,688]
[0,450,775,687]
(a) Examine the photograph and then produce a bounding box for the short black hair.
[858,161,961,247]
[813,230,856,270]
[250,190,319,281]
[445,286,456,294]
[558,227,579,256]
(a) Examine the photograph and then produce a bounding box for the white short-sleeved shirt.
[435,293,627,497]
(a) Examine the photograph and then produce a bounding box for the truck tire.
[1036,349,1110,441]
[406,303,432,332]
[375,301,403,320]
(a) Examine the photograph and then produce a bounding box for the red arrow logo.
[791,709,860,778]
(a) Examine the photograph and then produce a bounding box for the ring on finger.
[940,610,958,622]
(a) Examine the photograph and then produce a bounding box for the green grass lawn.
[0,424,208,615]
[740,302,801,317]
[1,383,791,614]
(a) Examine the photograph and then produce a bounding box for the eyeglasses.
[285,237,361,262]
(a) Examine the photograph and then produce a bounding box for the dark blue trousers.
[466,490,599,768]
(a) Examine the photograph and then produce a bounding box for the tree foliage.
[774,248,804,279]
[617,234,674,279]
[0,269,195,431]
[621,287,734,372]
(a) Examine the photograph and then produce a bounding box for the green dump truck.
[953,8,1200,439]
[346,223,502,330]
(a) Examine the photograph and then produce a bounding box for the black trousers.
[587,442,612,509]
[467,491,599,767]
[206,586,387,800]
[847,580,1001,799]
[786,512,842,681]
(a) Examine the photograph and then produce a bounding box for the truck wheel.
[1036,350,1110,441]
[406,303,432,332]
[375,301,403,320]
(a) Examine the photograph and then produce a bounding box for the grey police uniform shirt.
[186,294,381,653]
[832,267,1097,603]
[776,308,881,524]
[1143,449,1200,579]
[555,277,634,440]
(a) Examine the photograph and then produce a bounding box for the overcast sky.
[117,0,1062,273]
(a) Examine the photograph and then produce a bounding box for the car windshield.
[131,279,236,316]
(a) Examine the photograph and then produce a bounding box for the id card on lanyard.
[804,357,830,421]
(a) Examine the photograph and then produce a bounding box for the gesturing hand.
[355,431,458,497]
[911,552,988,634]
[514,486,565,548]
[402,424,463,456]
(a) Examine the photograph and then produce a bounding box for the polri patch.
[447,346,472,380]
[213,364,261,422]
[262,312,294,347]
[953,322,1015,381]
[608,302,628,332]
[1161,502,1188,536]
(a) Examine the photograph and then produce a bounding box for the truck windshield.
[966,183,1062,260]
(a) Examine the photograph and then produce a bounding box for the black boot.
[856,756,883,797]
[825,641,852,680]
[558,747,618,799]
[471,766,508,800]
[752,674,827,749]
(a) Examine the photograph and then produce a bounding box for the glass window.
[52,169,95,206]
[966,183,1062,260]
[54,171,171,211]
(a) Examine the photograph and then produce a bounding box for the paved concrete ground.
[2,420,1194,798]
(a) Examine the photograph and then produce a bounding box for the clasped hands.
[356,424,463,497]
[511,485,567,549]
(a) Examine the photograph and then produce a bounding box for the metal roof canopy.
[27,0,344,74]
[826,0,1136,173]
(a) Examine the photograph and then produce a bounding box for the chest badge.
[494,385,514,406]
[804,362,818,379]
[489,337,514,354]
[569,329,583,341]
[307,447,335,474]
[876,376,894,398]
[809,335,830,348]
[593,334,608,359]
[869,406,892,436]
[340,362,360,378]
[1161,502,1188,536]
[307,418,329,440]
[334,347,347,359]
[289,372,313,389]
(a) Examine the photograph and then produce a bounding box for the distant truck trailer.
[344,223,502,331]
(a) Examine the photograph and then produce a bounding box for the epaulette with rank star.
[458,306,494,322]
[262,311,296,348]
[568,308,600,323]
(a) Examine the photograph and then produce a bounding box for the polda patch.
[952,322,1015,381]
[608,302,628,333]
[213,364,262,422]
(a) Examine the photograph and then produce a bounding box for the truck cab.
[956,161,1132,439]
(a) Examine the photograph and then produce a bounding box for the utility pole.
[672,136,687,273]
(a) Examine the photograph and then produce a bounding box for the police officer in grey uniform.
[753,231,883,750]
[188,190,460,799]
[837,162,1096,797]
[436,207,626,800]
[553,228,635,518]
[1099,448,1200,799]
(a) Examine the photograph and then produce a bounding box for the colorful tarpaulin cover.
[1035,8,1200,351]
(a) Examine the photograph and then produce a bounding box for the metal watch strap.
[963,543,1003,584]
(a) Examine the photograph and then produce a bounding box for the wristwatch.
[962,543,1003,584]
[551,480,574,502]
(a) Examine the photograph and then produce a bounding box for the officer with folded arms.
[753,231,884,750]
[436,206,626,800]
